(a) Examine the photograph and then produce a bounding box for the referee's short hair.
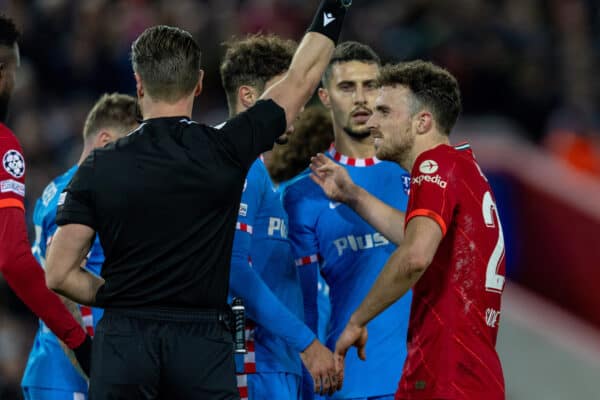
[131,25,202,103]
[83,93,139,141]
[220,34,297,113]
[322,41,381,87]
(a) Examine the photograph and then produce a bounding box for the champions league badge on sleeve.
[3,149,25,178]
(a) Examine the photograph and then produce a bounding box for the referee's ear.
[134,73,144,99]
[193,70,204,97]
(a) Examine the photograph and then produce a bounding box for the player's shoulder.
[37,166,78,216]
[244,158,270,191]
[282,169,321,201]
[373,159,410,177]
[0,123,19,145]
[0,125,26,181]
[413,143,464,173]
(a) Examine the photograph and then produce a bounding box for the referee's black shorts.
[89,308,239,400]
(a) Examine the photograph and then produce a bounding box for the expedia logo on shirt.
[412,174,447,188]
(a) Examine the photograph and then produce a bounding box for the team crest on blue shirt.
[402,173,411,195]
[42,182,58,206]
[3,149,25,178]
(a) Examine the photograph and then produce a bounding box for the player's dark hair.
[83,93,140,141]
[220,34,297,115]
[131,25,202,103]
[0,14,20,48]
[268,105,334,183]
[377,60,462,135]
[322,41,381,87]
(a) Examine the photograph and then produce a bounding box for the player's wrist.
[307,0,351,45]
[344,183,363,209]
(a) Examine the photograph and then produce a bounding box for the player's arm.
[310,153,406,244]
[45,224,104,306]
[231,170,340,394]
[335,216,442,361]
[260,0,350,127]
[0,207,88,350]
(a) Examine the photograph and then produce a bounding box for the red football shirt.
[0,122,26,210]
[396,143,505,400]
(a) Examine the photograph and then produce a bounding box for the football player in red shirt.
[310,60,505,400]
[0,14,91,374]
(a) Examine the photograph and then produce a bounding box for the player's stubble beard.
[377,127,415,167]
[342,125,370,139]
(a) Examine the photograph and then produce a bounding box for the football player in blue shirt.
[21,93,139,400]
[219,34,339,399]
[283,42,412,400]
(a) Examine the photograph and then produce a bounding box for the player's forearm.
[0,209,87,349]
[347,184,405,245]
[351,245,426,327]
[230,258,315,352]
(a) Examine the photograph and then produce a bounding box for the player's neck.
[78,144,94,166]
[261,149,273,168]
[406,134,450,171]
[140,96,194,120]
[333,126,375,159]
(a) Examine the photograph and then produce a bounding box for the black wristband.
[307,0,351,45]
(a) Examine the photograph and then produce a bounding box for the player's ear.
[95,131,115,147]
[318,88,331,109]
[416,111,433,135]
[194,70,204,97]
[238,85,257,110]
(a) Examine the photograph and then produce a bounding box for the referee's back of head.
[131,25,202,103]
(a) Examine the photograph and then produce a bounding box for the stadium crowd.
[1,0,600,398]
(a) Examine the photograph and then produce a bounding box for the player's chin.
[374,145,389,161]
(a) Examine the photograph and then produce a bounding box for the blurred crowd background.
[1,0,600,398]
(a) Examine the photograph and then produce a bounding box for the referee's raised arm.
[261,0,351,127]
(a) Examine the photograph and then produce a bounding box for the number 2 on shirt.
[482,191,505,293]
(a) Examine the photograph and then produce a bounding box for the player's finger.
[322,375,331,395]
[314,376,321,394]
[311,154,325,168]
[316,153,330,166]
[358,344,367,361]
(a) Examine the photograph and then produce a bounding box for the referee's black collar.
[140,116,191,124]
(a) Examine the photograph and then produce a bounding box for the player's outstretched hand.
[335,318,368,364]
[310,153,357,204]
[300,339,343,395]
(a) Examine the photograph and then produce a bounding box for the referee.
[45,0,351,398]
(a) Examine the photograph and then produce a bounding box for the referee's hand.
[300,339,343,395]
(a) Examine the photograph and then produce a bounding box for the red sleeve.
[0,128,26,210]
[0,207,86,349]
[405,150,458,237]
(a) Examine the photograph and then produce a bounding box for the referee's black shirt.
[56,100,286,311]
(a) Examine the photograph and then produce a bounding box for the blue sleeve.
[230,164,315,352]
[283,182,321,336]
[30,198,47,268]
[297,261,319,335]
